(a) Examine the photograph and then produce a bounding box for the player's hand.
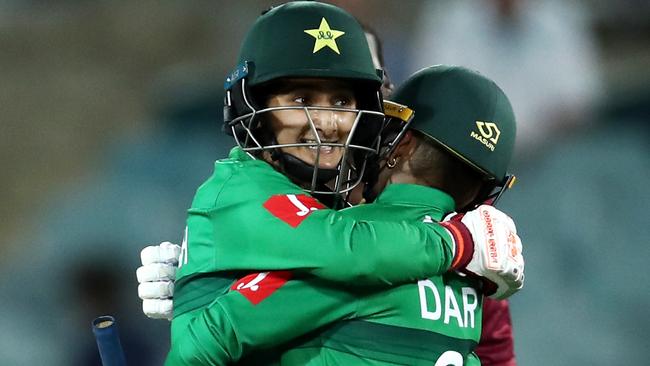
[136,241,180,320]
[442,206,524,300]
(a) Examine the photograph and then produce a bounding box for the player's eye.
[334,98,348,107]
[333,95,354,108]
[293,96,307,104]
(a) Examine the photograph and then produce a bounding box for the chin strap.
[276,152,340,185]
[262,131,340,189]
[361,151,389,203]
[361,160,380,203]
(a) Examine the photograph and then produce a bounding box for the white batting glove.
[441,205,524,300]
[136,241,180,320]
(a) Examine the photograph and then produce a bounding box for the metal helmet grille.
[227,78,385,196]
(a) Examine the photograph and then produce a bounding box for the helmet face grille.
[227,79,385,196]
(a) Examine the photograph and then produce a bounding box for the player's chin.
[315,161,341,171]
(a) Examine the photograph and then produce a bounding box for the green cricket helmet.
[384,65,517,206]
[223,1,385,196]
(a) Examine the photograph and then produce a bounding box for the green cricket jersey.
[172,147,458,318]
[166,184,483,365]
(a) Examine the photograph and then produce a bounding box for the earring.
[387,157,398,169]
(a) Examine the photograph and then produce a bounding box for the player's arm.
[474,298,517,366]
[138,205,523,320]
[166,274,367,365]
[192,195,522,296]
[192,196,468,286]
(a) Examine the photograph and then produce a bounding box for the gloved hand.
[136,241,180,320]
[441,205,524,300]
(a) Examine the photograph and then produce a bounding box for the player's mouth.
[302,139,340,154]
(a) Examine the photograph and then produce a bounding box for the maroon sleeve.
[475,298,517,366]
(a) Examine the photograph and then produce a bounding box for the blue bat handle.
[92,315,127,366]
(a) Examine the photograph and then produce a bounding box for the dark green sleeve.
[199,201,454,286]
[166,276,365,365]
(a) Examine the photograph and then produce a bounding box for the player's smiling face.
[264,78,357,170]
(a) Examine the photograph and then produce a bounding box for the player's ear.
[391,130,418,160]
[384,131,416,170]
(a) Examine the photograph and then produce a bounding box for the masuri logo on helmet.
[384,65,517,207]
[471,121,502,152]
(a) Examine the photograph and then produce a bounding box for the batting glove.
[441,205,524,300]
[136,241,180,320]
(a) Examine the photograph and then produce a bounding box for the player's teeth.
[308,146,333,152]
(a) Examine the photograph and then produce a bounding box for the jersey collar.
[374,184,456,214]
[229,146,253,161]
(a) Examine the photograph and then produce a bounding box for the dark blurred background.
[0,1,648,365]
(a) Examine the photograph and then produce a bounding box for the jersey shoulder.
[191,156,303,210]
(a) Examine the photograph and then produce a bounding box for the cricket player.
[136,1,524,364]
[159,65,522,365]
[364,26,517,366]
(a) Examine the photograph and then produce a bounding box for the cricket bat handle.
[92,315,127,366]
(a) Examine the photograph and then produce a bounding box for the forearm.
[169,276,360,364]
[310,219,455,284]
[209,209,456,285]
[166,303,241,366]
[475,298,516,366]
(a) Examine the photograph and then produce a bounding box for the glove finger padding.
[142,299,174,320]
[138,281,175,299]
[506,232,525,283]
[136,263,177,283]
[141,242,181,265]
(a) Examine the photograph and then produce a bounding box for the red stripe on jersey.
[263,194,325,228]
[230,271,293,305]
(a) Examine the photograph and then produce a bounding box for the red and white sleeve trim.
[440,220,474,270]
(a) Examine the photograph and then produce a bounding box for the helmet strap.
[277,152,340,186]
[264,133,339,187]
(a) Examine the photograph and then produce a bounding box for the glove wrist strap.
[440,221,474,270]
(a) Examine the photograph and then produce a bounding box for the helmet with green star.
[224,1,385,199]
[230,1,382,87]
